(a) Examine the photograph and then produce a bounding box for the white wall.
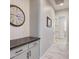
[29,0,55,57]
[55,9,69,44]
[10,0,30,40]
[39,0,55,57]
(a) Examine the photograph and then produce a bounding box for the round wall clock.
[10,5,25,27]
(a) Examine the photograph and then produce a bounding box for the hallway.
[10,0,69,59]
[39,0,69,59]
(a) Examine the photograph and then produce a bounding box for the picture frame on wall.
[46,16,52,28]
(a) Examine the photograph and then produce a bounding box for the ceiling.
[48,0,69,11]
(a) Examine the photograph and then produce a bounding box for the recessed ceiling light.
[59,3,64,6]
[55,0,64,6]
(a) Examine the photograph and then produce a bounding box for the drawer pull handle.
[16,49,23,53]
[27,52,29,59]
[29,51,31,56]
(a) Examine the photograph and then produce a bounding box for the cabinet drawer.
[10,44,28,58]
[29,40,40,48]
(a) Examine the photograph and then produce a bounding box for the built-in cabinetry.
[10,40,40,59]
[28,40,40,59]
[11,51,28,59]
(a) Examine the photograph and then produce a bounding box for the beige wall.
[10,0,30,40]
[30,0,40,37]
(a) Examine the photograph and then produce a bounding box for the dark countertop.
[10,37,40,49]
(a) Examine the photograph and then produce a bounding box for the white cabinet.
[10,40,40,59]
[28,40,40,59]
[10,44,28,59]
[12,51,28,59]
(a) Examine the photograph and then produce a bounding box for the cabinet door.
[12,51,28,59]
[29,41,40,59]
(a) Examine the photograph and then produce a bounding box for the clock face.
[10,5,25,27]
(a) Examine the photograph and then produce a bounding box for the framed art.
[46,16,52,28]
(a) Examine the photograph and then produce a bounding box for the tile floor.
[40,41,69,59]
